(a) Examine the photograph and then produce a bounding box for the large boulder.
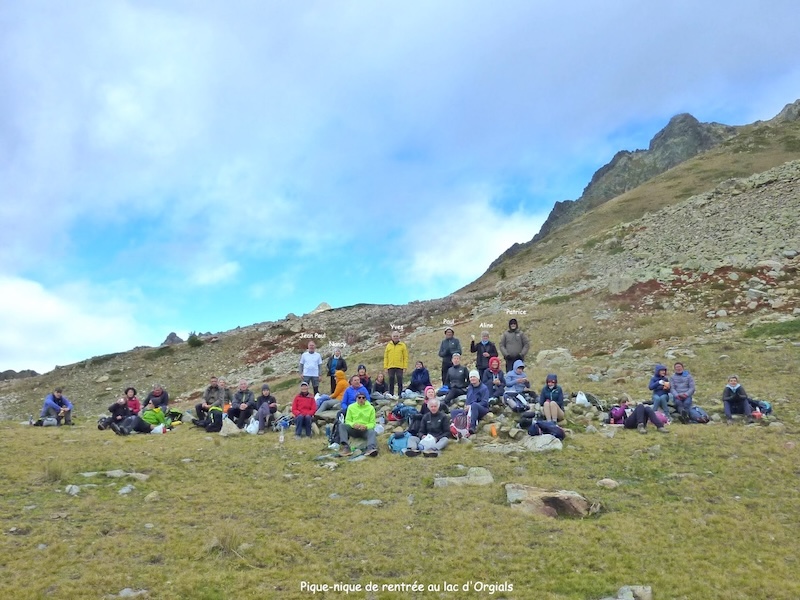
[434,467,494,488]
[535,348,575,367]
[505,484,599,518]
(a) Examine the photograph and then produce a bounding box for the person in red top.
[123,387,141,415]
[292,382,316,438]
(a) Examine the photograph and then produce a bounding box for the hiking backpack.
[407,413,423,437]
[503,392,529,413]
[391,403,419,421]
[748,399,773,415]
[388,431,410,453]
[449,408,471,438]
[688,406,710,424]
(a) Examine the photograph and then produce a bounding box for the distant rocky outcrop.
[161,332,184,346]
[487,100,800,271]
[308,302,333,315]
[0,369,39,381]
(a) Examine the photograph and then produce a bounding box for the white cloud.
[189,260,240,286]
[0,276,155,373]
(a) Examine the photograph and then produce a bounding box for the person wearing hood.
[465,370,491,433]
[722,375,754,425]
[383,331,408,397]
[499,319,530,373]
[325,349,348,394]
[470,331,498,380]
[539,374,565,422]
[481,356,506,400]
[407,361,432,394]
[438,328,462,384]
[316,370,349,414]
[669,362,696,423]
[648,364,672,422]
[292,382,316,438]
[505,359,531,395]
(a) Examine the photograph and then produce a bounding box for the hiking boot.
[339,445,352,457]
[725,418,733,426]
[679,410,689,424]
[191,418,201,427]
[637,424,647,434]
[257,429,266,435]
[745,415,755,424]
[364,448,378,458]
[422,449,439,458]
[657,426,669,434]
[404,448,421,457]
[110,423,123,436]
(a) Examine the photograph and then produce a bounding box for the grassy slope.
[1,420,799,599]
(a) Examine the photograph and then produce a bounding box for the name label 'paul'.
[442,319,454,325]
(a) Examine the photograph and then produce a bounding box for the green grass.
[2,419,799,599]
[144,346,175,361]
[743,319,800,338]
[540,295,572,306]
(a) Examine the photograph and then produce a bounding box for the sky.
[2,0,799,374]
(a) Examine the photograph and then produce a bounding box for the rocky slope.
[487,99,800,271]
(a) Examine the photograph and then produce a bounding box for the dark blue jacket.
[466,382,490,410]
[648,364,670,395]
[410,367,432,389]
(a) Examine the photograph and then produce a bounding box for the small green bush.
[187,332,204,348]
[540,294,571,305]
[498,267,506,280]
[144,346,174,361]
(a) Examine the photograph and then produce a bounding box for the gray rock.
[358,499,383,506]
[65,485,80,496]
[520,434,563,452]
[434,467,494,487]
[505,484,599,518]
[144,491,160,502]
[105,470,128,478]
[585,425,599,434]
[118,485,135,495]
[79,472,99,478]
[597,478,620,489]
[128,473,149,482]
[117,589,148,598]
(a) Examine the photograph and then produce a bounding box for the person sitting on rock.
[255,384,278,434]
[470,330,498,380]
[372,372,388,399]
[648,364,672,423]
[405,397,451,457]
[505,359,531,395]
[316,370,348,414]
[481,356,506,401]
[407,361,432,394]
[420,385,440,416]
[722,375,754,425]
[623,402,669,434]
[227,379,255,429]
[465,370,491,434]
[193,376,227,431]
[539,374,565,422]
[292,382,316,438]
[111,403,169,435]
[142,383,169,412]
[339,391,378,457]
[669,362,696,423]
[438,327,462,385]
[340,375,371,415]
[325,348,348,394]
[443,353,470,407]
[39,387,73,426]
[357,364,373,395]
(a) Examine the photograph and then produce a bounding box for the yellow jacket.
[331,370,348,400]
[384,341,408,370]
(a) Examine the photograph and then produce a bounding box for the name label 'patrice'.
[506,310,527,315]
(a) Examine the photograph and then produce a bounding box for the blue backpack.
[688,406,710,424]
[748,399,773,415]
[528,419,565,440]
[391,404,419,420]
[388,431,410,453]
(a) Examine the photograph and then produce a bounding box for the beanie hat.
[261,383,270,391]
[469,370,479,379]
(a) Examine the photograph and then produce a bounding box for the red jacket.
[292,393,316,417]
[127,397,141,414]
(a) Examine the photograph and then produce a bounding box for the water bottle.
[378,415,385,426]
[325,424,331,439]
[279,423,285,444]
[29,414,33,426]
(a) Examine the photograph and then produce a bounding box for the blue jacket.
[410,367,432,389]
[669,370,696,400]
[504,360,529,393]
[539,382,564,409]
[41,393,73,417]
[648,364,670,395]
[341,385,371,413]
[466,383,490,409]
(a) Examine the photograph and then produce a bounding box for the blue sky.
[2,0,799,373]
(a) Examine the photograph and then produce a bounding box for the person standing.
[299,341,324,395]
[325,348,348,393]
[438,327,462,384]
[383,331,408,397]
[470,330,498,380]
[499,318,530,373]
